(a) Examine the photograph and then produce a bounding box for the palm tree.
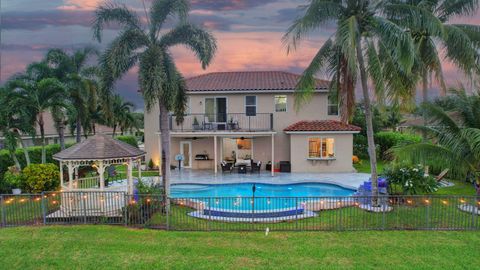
[387,0,480,127]
[0,87,35,169]
[110,95,136,137]
[393,87,480,197]
[8,64,66,164]
[93,0,216,198]
[283,0,417,201]
[45,47,98,143]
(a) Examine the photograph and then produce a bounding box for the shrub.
[116,136,138,148]
[375,131,421,160]
[147,159,155,170]
[22,163,60,193]
[352,155,360,164]
[383,164,438,195]
[3,167,23,190]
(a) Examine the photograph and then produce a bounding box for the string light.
[442,200,448,205]
[424,199,430,204]
[407,200,412,204]
[146,198,151,203]
[52,200,58,204]
[460,199,466,204]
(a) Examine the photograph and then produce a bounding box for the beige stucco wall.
[289,133,355,173]
[144,91,348,172]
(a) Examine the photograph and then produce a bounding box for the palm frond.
[93,1,142,42]
[150,0,190,37]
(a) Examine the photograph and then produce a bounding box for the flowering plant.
[383,164,438,195]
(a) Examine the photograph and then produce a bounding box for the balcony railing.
[169,113,274,132]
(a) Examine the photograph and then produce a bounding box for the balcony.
[169,113,274,132]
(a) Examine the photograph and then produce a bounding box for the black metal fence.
[1,192,479,231]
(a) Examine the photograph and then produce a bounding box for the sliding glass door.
[205,97,227,123]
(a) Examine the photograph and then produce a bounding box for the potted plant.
[4,166,23,194]
[192,117,200,130]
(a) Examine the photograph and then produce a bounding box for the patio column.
[127,159,133,194]
[97,161,105,191]
[67,163,74,190]
[271,134,275,177]
[59,161,63,190]
[214,135,218,175]
[138,159,142,181]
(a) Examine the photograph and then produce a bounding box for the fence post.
[382,196,386,230]
[425,197,433,230]
[208,198,211,231]
[82,192,87,224]
[1,195,6,227]
[124,192,128,227]
[295,197,299,231]
[472,197,477,230]
[166,197,170,230]
[41,192,47,225]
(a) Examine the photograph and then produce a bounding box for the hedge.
[375,131,421,160]
[116,136,139,148]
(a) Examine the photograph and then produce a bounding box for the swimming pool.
[171,183,355,212]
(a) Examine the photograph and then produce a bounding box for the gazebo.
[53,134,146,194]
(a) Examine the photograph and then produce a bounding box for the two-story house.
[144,71,360,175]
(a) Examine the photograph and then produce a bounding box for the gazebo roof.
[53,134,145,161]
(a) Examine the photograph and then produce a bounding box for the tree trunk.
[10,150,21,171]
[76,116,81,143]
[58,120,66,150]
[159,101,171,207]
[39,113,46,164]
[112,124,117,138]
[422,70,428,139]
[355,38,379,205]
[19,137,30,166]
[14,129,30,166]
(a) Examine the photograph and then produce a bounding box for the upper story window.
[308,138,335,159]
[274,95,287,112]
[328,96,339,116]
[245,96,257,116]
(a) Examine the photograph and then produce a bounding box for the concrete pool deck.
[168,169,369,190]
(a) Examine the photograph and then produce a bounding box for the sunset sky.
[2,0,480,110]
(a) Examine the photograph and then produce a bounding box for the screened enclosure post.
[41,192,47,225]
[0,195,5,227]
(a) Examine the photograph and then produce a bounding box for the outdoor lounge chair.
[435,169,449,182]
[221,161,233,173]
[251,160,262,174]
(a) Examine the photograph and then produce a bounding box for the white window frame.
[307,137,336,160]
[245,95,257,116]
[274,95,287,112]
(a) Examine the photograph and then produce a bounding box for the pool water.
[171,183,355,211]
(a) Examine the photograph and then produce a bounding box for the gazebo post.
[138,159,142,181]
[127,159,133,194]
[67,162,74,190]
[98,161,105,190]
[59,161,64,190]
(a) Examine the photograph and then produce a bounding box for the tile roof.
[185,71,329,92]
[284,120,361,132]
[53,134,145,160]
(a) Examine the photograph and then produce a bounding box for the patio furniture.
[203,119,214,130]
[237,164,247,174]
[265,161,272,171]
[279,161,291,173]
[235,158,251,167]
[221,161,233,173]
[251,160,262,174]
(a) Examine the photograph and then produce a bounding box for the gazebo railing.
[64,176,101,190]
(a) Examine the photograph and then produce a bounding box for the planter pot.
[12,188,21,195]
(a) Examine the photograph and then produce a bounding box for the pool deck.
[169,169,369,190]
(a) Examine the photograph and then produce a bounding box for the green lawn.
[353,159,386,174]
[0,226,479,269]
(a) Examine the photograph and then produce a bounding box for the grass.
[353,159,386,174]
[0,226,479,269]
[115,165,160,177]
